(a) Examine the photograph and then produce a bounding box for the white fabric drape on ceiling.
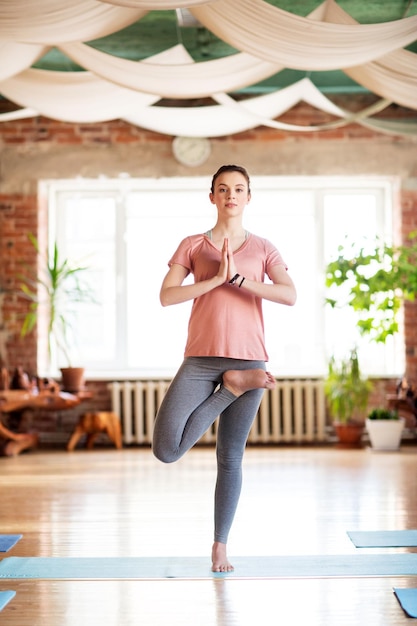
[2,72,416,136]
[58,43,283,98]
[0,69,159,123]
[0,1,146,43]
[98,0,209,7]
[0,0,415,137]
[189,0,417,69]
[0,42,48,81]
[323,1,417,109]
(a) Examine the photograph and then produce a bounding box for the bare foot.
[212,542,234,573]
[222,369,276,397]
[4,433,38,457]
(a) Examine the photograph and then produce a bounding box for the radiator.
[110,379,327,445]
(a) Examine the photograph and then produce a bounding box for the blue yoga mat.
[1,554,417,580]
[347,530,417,548]
[0,591,16,612]
[394,588,417,618]
[0,535,22,552]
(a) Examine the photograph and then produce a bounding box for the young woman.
[152,165,296,572]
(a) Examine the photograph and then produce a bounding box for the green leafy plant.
[325,232,417,343]
[18,233,95,367]
[324,349,373,424]
[367,408,399,421]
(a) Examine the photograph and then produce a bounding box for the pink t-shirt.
[168,233,287,361]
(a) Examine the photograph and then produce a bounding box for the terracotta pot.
[60,367,85,393]
[333,421,364,448]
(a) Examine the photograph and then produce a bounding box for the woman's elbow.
[160,292,170,307]
[285,288,297,306]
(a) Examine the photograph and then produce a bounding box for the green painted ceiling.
[33,1,417,96]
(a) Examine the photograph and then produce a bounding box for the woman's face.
[209,171,251,217]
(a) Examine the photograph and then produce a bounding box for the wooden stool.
[67,412,122,451]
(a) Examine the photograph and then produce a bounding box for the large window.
[43,176,403,379]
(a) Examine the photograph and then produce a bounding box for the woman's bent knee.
[152,443,180,464]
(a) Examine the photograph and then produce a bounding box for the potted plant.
[18,233,95,392]
[324,349,373,446]
[324,235,417,446]
[325,233,417,344]
[366,408,405,451]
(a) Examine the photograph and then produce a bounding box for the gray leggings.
[152,357,265,544]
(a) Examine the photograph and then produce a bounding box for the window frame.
[42,175,402,379]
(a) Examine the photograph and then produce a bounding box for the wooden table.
[0,389,82,413]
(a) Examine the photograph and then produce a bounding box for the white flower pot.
[365,418,405,451]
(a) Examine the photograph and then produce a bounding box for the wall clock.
[172,136,211,167]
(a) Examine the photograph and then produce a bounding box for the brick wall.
[1,97,416,443]
[402,190,417,379]
[0,194,38,372]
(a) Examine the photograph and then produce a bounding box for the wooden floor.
[1,443,417,625]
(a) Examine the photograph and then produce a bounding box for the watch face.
[172,136,211,167]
